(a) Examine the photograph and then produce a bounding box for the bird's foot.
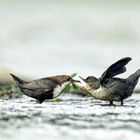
[109,101,114,106]
[121,100,124,106]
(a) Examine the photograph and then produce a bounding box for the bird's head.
[79,76,100,89]
[51,75,80,86]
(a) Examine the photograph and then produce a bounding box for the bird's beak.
[71,79,81,83]
[79,76,86,82]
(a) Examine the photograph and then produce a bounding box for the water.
[0,1,140,140]
[0,94,140,140]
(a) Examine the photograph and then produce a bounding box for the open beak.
[71,79,81,83]
[79,76,86,82]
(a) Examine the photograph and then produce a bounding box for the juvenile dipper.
[80,57,140,105]
[10,74,79,103]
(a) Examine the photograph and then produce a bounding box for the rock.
[0,84,22,99]
[0,68,25,99]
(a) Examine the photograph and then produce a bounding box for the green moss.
[46,98,63,102]
[0,84,21,99]
[134,88,140,94]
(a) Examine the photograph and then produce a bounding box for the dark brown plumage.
[10,74,79,103]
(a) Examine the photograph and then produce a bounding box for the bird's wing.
[100,57,132,85]
[21,78,56,92]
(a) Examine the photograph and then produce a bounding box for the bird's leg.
[109,101,113,106]
[121,100,124,106]
[36,99,42,104]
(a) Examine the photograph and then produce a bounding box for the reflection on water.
[0,94,140,140]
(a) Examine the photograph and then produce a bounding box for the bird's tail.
[10,73,26,85]
[127,69,140,84]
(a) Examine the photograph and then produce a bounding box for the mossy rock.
[0,84,22,99]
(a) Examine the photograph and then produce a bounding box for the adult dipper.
[10,74,80,103]
[80,57,140,105]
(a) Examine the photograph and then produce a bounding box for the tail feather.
[127,69,140,83]
[135,69,140,76]
[10,73,26,85]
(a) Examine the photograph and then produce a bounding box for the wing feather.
[100,57,132,84]
[21,78,56,92]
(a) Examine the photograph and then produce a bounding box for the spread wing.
[100,57,132,84]
[21,78,56,92]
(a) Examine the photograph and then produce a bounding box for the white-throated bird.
[10,74,80,103]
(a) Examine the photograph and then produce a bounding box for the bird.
[79,57,140,105]
[10,74,80,103]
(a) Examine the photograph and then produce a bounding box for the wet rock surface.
[0,93,140,140]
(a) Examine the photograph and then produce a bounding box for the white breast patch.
[53,82,70,98]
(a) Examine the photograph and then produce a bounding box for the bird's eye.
[66,77,71,81]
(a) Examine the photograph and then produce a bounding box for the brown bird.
[10,74,80,103]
